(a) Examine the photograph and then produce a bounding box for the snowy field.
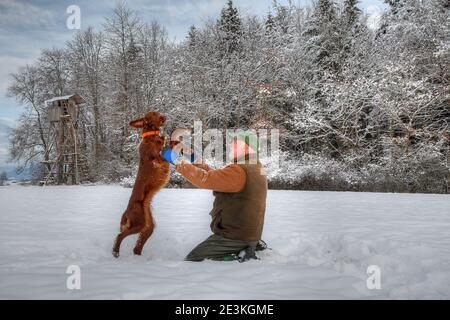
[0,185,449,299]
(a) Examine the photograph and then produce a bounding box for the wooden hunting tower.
[41,94,89,185]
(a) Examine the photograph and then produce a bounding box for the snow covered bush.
[261,146,448,193]
[262,151,362,191]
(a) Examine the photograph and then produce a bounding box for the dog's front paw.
[112,250,120,258]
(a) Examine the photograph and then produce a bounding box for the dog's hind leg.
[133,192,155,255]
[112,226,142,258]
[133,224,154,255]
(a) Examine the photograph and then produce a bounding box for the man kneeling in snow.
[162,132,268,262]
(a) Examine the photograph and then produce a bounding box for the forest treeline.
[7,0,450,193]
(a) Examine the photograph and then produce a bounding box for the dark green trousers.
[185,234,257,262]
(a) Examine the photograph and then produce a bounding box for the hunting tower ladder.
[40,94,89,185]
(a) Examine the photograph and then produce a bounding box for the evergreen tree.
[187,25,198,47]
[274,5,290,34]
[218,0,242,54]
[317,0,336,24]
[265,12,275,35]
[437,0,450,11]
[343,0,362,30]
[340,0,363,63]
[384,0,404,15]
[303,0,340,72]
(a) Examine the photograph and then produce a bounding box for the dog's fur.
[112,111,177,257]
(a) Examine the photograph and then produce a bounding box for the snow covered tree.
[218,0,242,55]
[265,12,275,35]
[66,27,106,174]
[343,0,362,28]
[303,0,341,73]
[187,25,198,47]
[37,48,70,97]
[7,65,50,175]
[103,1,143,171]
[384,0,404,14]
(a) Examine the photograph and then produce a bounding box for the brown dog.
[112,111,177,257]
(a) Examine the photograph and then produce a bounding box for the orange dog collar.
[141,130,161,139]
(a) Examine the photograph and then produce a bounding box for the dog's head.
[129,111,166,131]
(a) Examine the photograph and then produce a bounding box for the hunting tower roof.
[45,94,86,105]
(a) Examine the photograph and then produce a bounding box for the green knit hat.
[227,130,259,153]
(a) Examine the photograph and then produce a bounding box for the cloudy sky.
[0,0,385,125]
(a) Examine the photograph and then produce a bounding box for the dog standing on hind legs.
[112,111,178,258]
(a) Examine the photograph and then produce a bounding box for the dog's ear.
[158,115,166,127]
[129,118,145,129]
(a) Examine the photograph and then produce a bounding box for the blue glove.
[162,145,198,165]
[161,146,179,165]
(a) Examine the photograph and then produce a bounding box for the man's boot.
[237,246,258,263]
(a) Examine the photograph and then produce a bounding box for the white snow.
[0,185,449,299]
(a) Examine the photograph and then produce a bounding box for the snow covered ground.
[0,185,449,299]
